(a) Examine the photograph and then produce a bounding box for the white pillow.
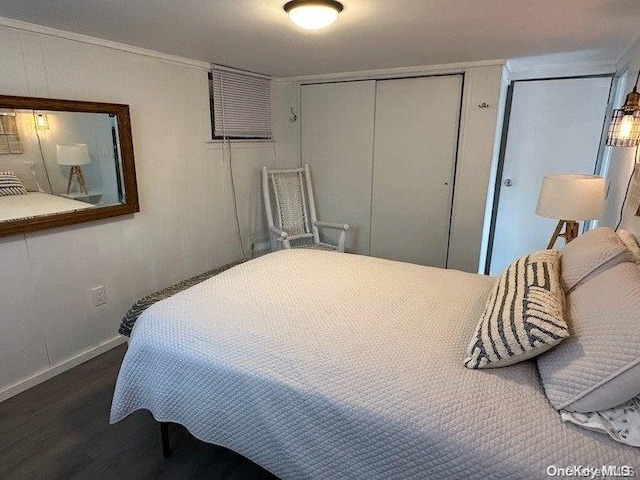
[537,262,640,412]
[560,227,631,292]
[465,250,568,369]
[617,230,640,266]
[0,171,28,196]
[0,159,42,192]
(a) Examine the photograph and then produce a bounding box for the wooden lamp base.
[66,165,88,195]
[547,219,580,249]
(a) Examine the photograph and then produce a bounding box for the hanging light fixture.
[607,70,640,147]
[284,0,344,30]
[34,112,50,131]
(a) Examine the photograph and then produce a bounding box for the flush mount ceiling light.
[284,0,344,30]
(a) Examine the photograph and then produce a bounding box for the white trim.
[0,15,211,70]
[506,59,616,81]
[478,66,511,274]
[0,335,127,403]
[615,31,640,69]
[275,59,506,83]
[211,63,272,80]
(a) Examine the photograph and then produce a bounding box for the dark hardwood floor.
[0,344,279,480]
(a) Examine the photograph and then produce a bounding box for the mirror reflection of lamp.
[57,143,91,195]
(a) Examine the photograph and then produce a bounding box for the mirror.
[0,95,138,237]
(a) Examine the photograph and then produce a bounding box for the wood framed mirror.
[0,95,139,237]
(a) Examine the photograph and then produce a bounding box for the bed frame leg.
[160,422,172,458]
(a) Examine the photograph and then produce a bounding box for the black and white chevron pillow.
[0,171,28,197]
[465,250,568,369]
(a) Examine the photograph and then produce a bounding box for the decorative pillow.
[537,262,640,412]
[560,227,631,292]
[465,250,568,369]
[0,159,41,192]
[617,230,640,266]
[0,171,28,196]
[560,396,640,447]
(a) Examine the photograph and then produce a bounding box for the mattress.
[110,250,639,479]
[0,191,93,222]
[119,261,243,337]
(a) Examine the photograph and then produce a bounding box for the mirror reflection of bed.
[0,109,125,222]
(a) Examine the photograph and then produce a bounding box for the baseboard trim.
[0,336,127,403]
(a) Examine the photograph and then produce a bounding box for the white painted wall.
[0,25,296,401]
[448,65,505,272]
[293,63,505,273]
[601,36,640,235]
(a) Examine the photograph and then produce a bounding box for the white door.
[370,75,463,267]
[301,81,376,255]
[488,76,612,275]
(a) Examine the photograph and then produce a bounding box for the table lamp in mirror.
[57,143,91,195]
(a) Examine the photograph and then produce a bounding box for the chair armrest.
[313,220,350,231]
[269,226,288,239]
[314,221,350,252]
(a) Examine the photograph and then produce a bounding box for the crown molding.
[273,59,506,83]
[506,58,616,81]
[615,32,640,73]
[0,15,211,70]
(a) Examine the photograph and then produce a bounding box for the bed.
[0,191,94,221]
[110,249,639,479]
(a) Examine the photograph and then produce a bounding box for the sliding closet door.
[370,75,463,267]
[301,81,376,254]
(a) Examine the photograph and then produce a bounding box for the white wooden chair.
[261,164,350,252]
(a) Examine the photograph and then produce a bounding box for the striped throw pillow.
[0,171,28,196]
[465,250,568,369]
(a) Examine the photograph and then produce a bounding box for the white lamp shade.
[56,143,90,166]
[536,174,605,221]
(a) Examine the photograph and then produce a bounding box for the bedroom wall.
[601,35,640,235]
[0,23,297,401]
[278,64,506,273]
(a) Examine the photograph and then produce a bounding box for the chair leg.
[160,422,172,458]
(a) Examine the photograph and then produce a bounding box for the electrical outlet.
[91,286,107,307]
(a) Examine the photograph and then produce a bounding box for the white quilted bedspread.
[110,250,639,479]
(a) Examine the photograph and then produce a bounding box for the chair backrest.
[262,164,319,243]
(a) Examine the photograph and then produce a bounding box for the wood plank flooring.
[0,344,279,480]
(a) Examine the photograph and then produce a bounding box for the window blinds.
[210,66,272,139]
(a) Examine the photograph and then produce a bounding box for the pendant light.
[607,70,640,147]
[284,0,344,30]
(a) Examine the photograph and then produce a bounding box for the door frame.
[483,74,615,275]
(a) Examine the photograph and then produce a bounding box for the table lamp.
[57,143,90,194]
[536,174,605,249]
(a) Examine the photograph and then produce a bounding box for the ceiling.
[0,0,639,77]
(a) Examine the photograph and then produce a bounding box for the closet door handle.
[503,178,514,187]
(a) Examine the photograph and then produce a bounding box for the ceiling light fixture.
[284,0,344,30]
[607,70,640,147]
